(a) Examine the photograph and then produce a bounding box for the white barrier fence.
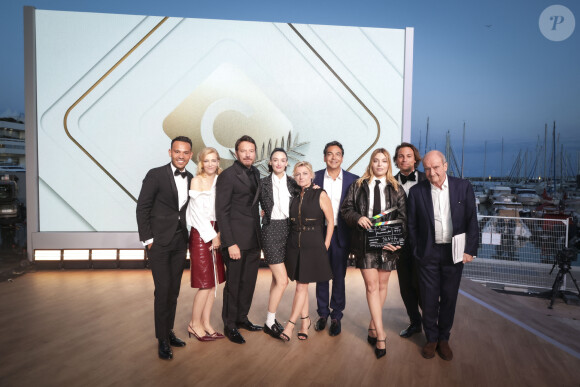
[463,215,579,292]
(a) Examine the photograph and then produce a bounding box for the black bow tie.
[174,170,187,178]
[400,172,416,184]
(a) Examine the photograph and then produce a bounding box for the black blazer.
[136,163,193,246]
[407,175,479,261]
[258,174,300,225]
[340,179,407,256]
[215,160,261,250]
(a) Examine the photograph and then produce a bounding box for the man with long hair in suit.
[393,142,426,339]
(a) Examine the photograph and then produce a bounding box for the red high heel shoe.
[187,323,215,342]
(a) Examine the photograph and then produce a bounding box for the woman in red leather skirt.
[186,147,226,341]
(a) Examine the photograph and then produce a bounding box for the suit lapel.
[448,176,456,232]
[420,180,435,230]
[165,164,179,209]
[340,170,350,204]
[263,174,273,207]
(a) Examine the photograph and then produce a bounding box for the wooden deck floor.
[0,268,579,387]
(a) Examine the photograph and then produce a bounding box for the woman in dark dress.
[259,148,300,338]
[279,161,334,341]
[186,147,226,342]
[340,148,406,358]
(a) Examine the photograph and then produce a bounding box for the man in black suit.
[136,136,193,360]
[215,135,263,344]
[393,142,426,339]
[407,150,478,361]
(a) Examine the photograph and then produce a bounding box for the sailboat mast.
[483,141,487,181]
[544,123,547,184]
[461,122,465,178]
[553,121,556,192]
[501,137,504,180]
[424,117,430,155]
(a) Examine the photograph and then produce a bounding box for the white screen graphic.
[35,10,410,231]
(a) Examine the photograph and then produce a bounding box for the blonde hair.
[356,148,399,191]
[293,161,314,178]
[196,147,222,176]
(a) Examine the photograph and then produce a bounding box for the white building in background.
[0,118,26,203]
[0,119,25,172]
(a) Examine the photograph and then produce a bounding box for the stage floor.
[0,267,579,386]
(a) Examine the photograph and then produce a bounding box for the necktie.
[400,171,416,184]
[174,170,187,178]
[372,180,381,217]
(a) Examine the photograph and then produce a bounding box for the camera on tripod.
[553,247,578,268]
[547,240,580,309]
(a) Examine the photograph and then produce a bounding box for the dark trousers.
[417,243,463,343]
[147,232,188,341]
[397,245,422,325]
[316,230,349,320]
[222,247,261,330]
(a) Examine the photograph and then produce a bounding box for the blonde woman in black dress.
[340,148,406,358]
[279,161,334,341]
[259,148,300,339]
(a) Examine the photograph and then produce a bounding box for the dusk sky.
[1,0,578,178]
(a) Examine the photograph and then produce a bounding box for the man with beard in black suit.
[215,135,263,344]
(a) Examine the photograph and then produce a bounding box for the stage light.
[91,250,117,260]
[34,250,61,261]
[63,250,90,260]
[119,250,145,260]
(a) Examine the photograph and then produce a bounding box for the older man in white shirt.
[407,150,478,361]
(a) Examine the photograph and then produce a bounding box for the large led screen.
[35,10,412,232]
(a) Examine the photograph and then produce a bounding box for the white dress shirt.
[398,170,419,196]
[323,169,343,225]
[367,177,387,218]
[171,164,189,210]
[431,175,452,243]
[186,177,218,243]
[270,174,291,220]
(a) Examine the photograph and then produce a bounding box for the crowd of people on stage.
[136,134,479,362]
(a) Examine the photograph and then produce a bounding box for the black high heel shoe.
[298,316,311,340]
[367,328,377,346]
[279,320,295,342]
[375,338,387,359]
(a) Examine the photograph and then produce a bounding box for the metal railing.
[463,215,578,292]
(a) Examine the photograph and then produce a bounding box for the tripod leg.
[548,270,565,309]
[566,271,580,295]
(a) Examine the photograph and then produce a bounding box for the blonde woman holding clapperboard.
[186,147,226,342]
[340,148,407,359]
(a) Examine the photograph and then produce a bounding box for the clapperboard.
[364,208,404,251]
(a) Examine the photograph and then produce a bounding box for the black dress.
[285,187,333,283]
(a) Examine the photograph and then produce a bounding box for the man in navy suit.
[313,141,358,336]
[136,136,193,360]
[407,150,478,361]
